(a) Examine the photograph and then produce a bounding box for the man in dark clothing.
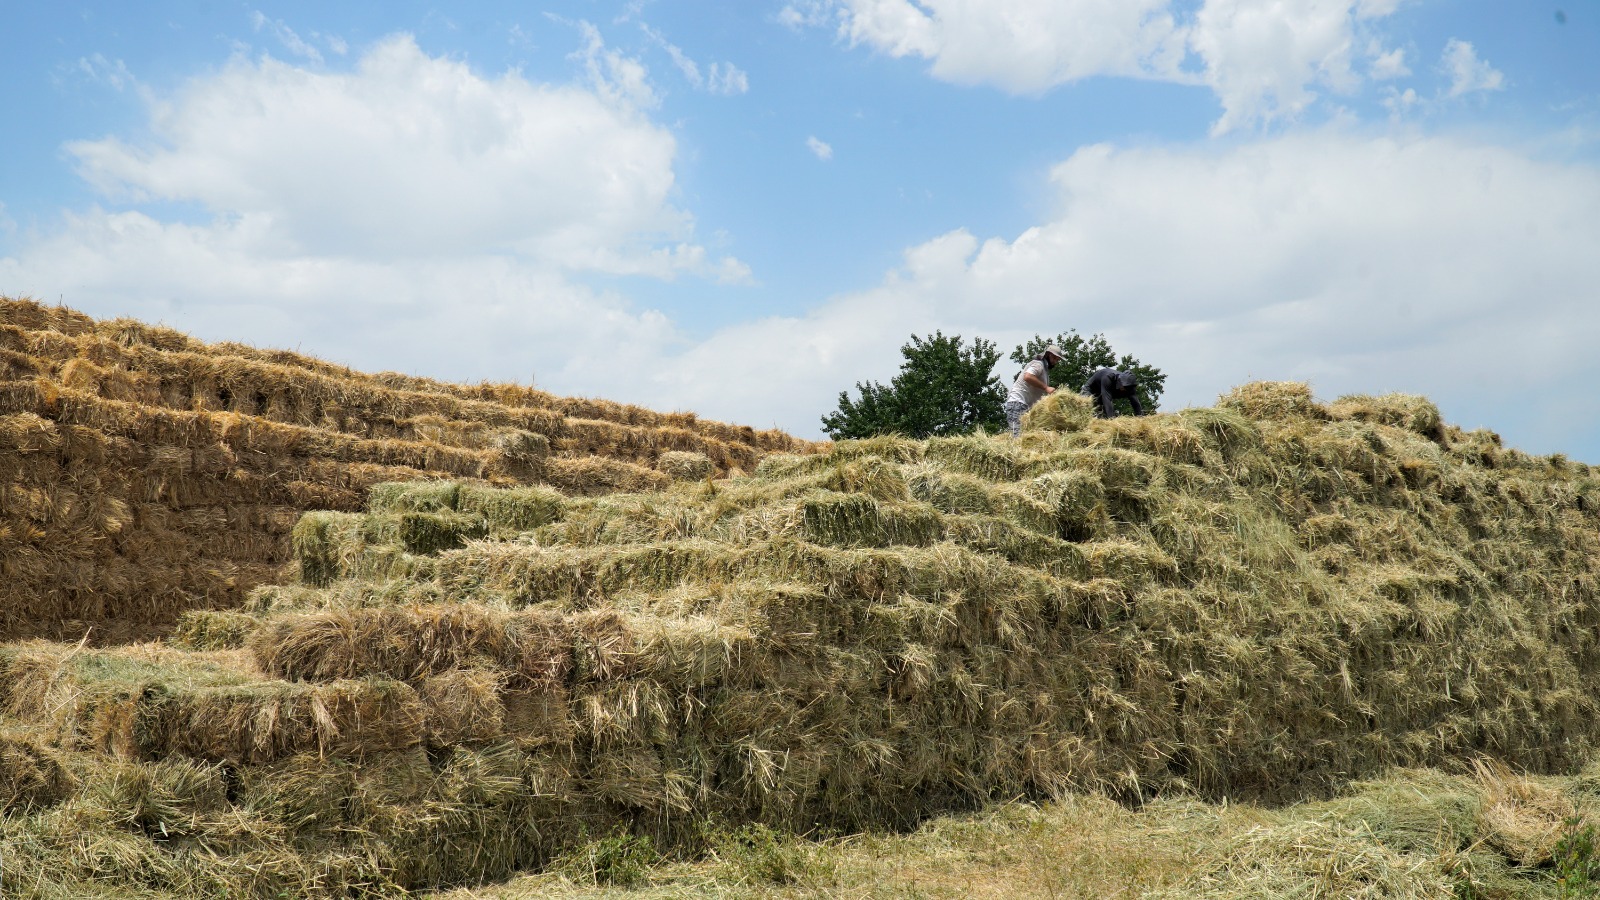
[1083,367,1145,418]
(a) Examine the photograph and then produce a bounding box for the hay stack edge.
[6,297,1600,897]
[0,296,808,643]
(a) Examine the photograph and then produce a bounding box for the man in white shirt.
[1002,344,1065,437]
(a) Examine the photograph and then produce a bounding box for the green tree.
[821,332,1006,439]
[1010,331,1165,417]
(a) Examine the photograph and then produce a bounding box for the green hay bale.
[943,514,1089,575]
[657,449,715,481]
[825,434,925,465]
[1026,470,1107,541]
[1177,406,1264,458]
[1082,539,1179,586]
[906,466,994,516]
[367,479,464,513]
[801,492,944,548]
[1021,391,1095,433]
[398,509,486,555]
[0,729,76,810]
[924,434,1022,481]
[1217,380,1329,422]
[291,510,365,587]
[170,609,259,650]
[814,455,913,502]
[1098,415,1209,467]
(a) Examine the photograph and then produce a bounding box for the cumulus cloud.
[790,0,1426,132]
[820,0,1189,92]
[63,34,729,271]
[1442,38,1504,97]
[807,136,834,160]
[634,134,1600,454]
[2,32,745,396]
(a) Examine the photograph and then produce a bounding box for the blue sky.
[3,2,1599,458]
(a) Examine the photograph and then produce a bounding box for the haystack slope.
[0,297,811,642]
[5,380,1599,898]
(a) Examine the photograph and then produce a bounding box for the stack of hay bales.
[7,378,1600,897]
[0,297,812,642]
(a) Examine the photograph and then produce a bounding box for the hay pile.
[5,378,1600,896]
[0,297,810,642]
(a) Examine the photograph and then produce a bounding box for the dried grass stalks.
[8,341,1600,895]
[0,296,814,642]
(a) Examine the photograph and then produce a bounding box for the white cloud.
[63,34,731,272]
[707,62,750,96]
[1442,38,1504,97]
[1368,43,1409,80]
[251,11,323,62]
[640,24,750,95]
[794,0,1422,133]
[572,21,660,109]
[2,33,746,399]
[634,133,1600,455]
[807,136,834,160]
[75,54,138,92]
[827,0,1188,92]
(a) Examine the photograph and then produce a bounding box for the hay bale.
[1021,392,1095,433]
[458,483,566,536]
[367,480,463,514]
[0,729,76,809]
[171,609,259,650]
[657,449,715,481]
[1217,381,1329,422]
[420,669,506,745]
[1330,393,1447,442]
[800,492,943,548]
[923,434,1021,481]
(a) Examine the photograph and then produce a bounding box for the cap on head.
[1043,344,1065,361]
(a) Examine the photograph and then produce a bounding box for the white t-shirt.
[1005,359,1049,408]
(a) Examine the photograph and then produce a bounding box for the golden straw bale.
[1022,391,1095,433]
[656,449,715,481]
[420,669,506,745]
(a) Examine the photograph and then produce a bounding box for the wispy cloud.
[250,11,323,62]
[807,136,834,160]
[639,24,750,95]
[1442,38,1504,97]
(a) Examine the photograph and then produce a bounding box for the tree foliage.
[821,332,1006,439]
[1009,331,1165,417]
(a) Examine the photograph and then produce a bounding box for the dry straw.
[8,304,1600,895]
[0,296,813,642]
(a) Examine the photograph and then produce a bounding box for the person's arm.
[1129,394,1144,416]
[1022,371,1054,394]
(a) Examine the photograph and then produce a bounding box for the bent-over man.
[1002,344,1065,437]
[1083,367,1145,419]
